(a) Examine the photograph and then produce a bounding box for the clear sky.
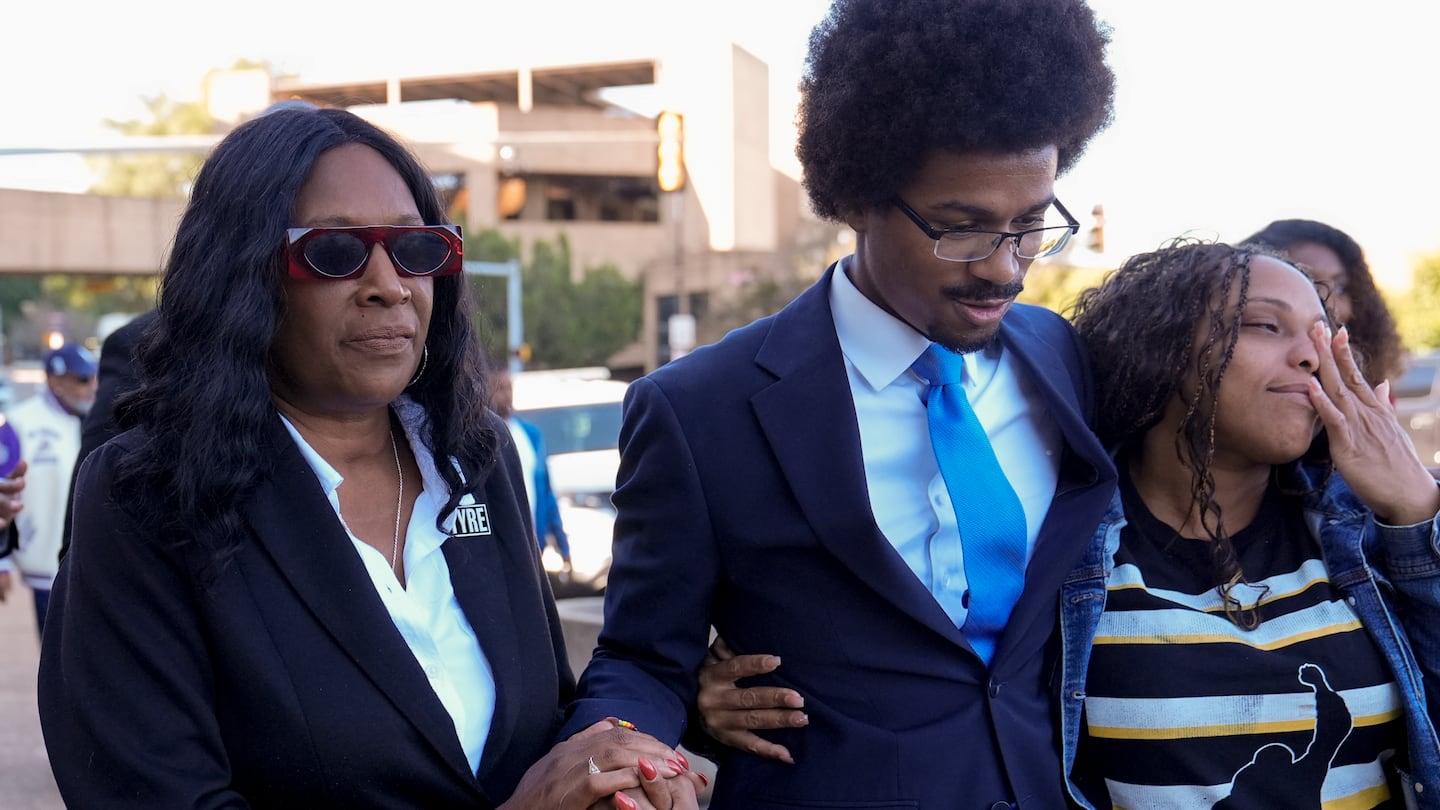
[2,0,1434,288]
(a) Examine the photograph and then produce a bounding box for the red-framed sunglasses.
[285,224,464,280]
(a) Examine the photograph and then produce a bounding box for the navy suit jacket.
[40,412,572,809]
[567,266,1117,809]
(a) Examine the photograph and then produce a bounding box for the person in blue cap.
[0,343,96,633]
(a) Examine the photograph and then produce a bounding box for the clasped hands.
[502,717,706,810]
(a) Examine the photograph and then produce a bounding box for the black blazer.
[567,266,1117,809]
[40,412,573,808]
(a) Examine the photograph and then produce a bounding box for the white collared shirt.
[829,257,1062,626]
[280,398,496,776]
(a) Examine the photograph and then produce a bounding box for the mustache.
[942,280,1025,301]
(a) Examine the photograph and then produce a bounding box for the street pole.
[667,190,696,361]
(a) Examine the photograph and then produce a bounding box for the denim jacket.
[1058,463,1440,810]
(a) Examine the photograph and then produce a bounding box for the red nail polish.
[698,772,710,787]
[676,750,690,769]
[615,792,638,810]
[637,757,659,780]
[666,758,684,773]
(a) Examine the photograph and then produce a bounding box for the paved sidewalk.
[0,587,63,810]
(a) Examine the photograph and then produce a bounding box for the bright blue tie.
[912,344,1027,665]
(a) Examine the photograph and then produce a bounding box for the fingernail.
[698,772,710,787]
[676,750,690,769]
[792,712,810,727]
[637,757,659,780]
[615,792,638,810]
[666,758,685,773]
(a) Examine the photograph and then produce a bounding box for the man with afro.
[564,1,1118,805]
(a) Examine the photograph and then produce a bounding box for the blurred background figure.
[490,365,573,581]
[0,344,96,633]
[58,309,155,563]
[1241,219,1405,386]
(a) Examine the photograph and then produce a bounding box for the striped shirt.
[1080,472,1406,809]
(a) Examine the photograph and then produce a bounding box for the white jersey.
[0,390,81,589]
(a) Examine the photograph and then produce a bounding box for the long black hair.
[114,106,495,570]
[1070,241,1331,627]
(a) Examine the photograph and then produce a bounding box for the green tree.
[465,230,522,362]
[1389,250,1440,352]
[1016,260,1113,317]
[0,278,43,341]
[465,230,642,369]
[39,275,158,315]
[87,94,218,199]
[87,60,280,200]
[699,274,813,346]
[523,236,641,369]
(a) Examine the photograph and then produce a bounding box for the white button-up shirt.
[280,399,496,775]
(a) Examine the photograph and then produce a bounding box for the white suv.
[511,368,628,593]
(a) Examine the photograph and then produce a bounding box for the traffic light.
[656,111,686,192]
[1087,203,1105,253]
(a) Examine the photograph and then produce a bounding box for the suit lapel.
[243,417,482,793]
[751,267,968,647]
[448,467,528,794]
[990,313,1116,672]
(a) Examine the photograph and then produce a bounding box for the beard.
[930,279,1024,353]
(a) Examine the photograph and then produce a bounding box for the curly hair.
[796,0,1115,220]
[1240,219,1403,386]
[114,106,496,572]
[1069,241,1331,628]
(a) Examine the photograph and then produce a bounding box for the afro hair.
[797,0,1115,221]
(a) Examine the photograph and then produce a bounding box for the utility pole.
[657,111,694,361]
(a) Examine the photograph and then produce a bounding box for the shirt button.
[424,664,441,680]
[990,802,1015,810]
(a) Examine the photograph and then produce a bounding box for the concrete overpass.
[0,188,181,276]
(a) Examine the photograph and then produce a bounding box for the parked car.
[512,368,629,595]
[1395,352,1440,466]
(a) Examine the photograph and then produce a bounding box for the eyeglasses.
[891,197,1079,262]
[285,224,464,280]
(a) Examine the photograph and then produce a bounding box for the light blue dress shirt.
[829,257,1062,627]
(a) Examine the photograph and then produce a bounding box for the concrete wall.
[496,106,656,176]
[0,189,181,276]
[497,221,667,280]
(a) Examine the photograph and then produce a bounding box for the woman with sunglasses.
[38,105,699,810]
[697,243,1440,808]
